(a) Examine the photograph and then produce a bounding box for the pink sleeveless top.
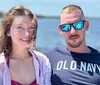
[7,57,38,85]
[11,80,37,85]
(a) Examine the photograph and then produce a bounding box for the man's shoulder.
[44,46,64,55]
[44,48,56,54]
[88,46,99,53]
[33,50,49,61]
[44,46,70,59]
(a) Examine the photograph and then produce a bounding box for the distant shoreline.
[0,11,100,19]
[0,11,4,18]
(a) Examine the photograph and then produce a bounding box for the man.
[45,5,100,85]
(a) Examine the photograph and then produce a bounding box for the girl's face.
[7,16,36,49]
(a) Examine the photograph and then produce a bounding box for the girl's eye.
[17,26,21,29]
[29,28,34,31]
[17,26,24,30]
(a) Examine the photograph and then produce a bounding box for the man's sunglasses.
[59,20,85,32]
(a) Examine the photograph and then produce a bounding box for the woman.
[0,5,51,85]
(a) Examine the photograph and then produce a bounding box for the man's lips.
[69,35,79,40]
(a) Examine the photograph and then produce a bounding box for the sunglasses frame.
[59,20,85,32]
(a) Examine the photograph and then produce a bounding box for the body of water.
[36,18,100,52]
[0,18,100,52]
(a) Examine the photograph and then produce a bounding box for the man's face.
[59,9,88,48]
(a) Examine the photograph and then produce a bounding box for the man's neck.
[67,45,91,53]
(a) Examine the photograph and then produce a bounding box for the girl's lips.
[20,39,29,42]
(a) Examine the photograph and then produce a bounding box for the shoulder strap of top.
[7,57,10,67]
[31,50,41,76]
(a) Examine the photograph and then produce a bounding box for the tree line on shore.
[0,11,99,19]
[0,12,4,18]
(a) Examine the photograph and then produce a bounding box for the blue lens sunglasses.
[59,20,85,32]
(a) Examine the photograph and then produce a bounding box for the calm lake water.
[0,18,100,52]
[36,18,100,52]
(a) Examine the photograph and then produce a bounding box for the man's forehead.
[61,8,81,13]
[61,9,82,17]
[60,12,82,23]
[61,12,81,18]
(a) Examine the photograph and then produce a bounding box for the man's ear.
[58,25,63,34]
[85,20,89,31]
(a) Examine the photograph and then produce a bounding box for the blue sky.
[0,0,100,17]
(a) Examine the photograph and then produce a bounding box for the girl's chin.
[20,44,30,49]
[24,45,30,48]
[20,41,31,49]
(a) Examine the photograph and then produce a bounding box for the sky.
[0,0,100,17]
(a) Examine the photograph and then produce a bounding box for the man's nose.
[70,26,76,34]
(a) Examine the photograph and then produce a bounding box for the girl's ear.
[7,31,11,36]
[85,20,89,31]
[58,25,63,34]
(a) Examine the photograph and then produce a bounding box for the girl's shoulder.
[0,52,5,64]
[33,50,49,62]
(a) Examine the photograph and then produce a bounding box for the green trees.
[0,12,4,18]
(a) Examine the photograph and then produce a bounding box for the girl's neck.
[10,48,30,59]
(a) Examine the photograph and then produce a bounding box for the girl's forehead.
[12,16,35,26]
